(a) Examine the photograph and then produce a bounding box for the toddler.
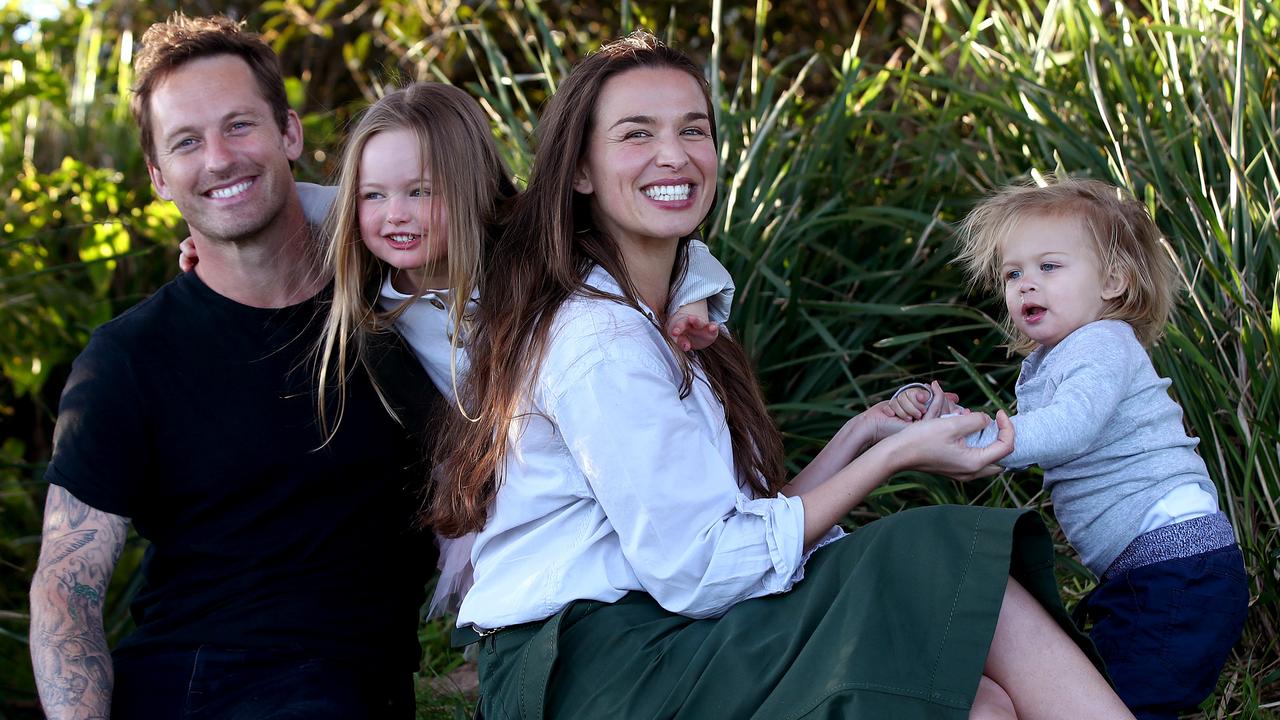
[892,176,1248,720]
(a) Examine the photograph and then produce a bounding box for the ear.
[572,162,594,195]
[1101,268,1127,300]
[147,161,173,201]
[281,109,304,162]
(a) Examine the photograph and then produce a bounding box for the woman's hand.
[178,237,199,273]
[863,401,913,445]
[888,409,1014,481]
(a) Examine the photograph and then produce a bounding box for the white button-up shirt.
[378,239,737,403]
[458,266,821,630]
[380,279,469,402]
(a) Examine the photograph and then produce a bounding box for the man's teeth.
[208,180,252,199]
[644,184,691,201]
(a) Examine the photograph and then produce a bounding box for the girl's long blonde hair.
[317,82,517,437]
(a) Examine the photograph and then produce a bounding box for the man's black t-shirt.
[45,270,439,671]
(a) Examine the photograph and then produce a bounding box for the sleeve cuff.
[672,240,736,320]
[734,492,807,593]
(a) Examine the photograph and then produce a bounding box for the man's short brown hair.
[131,13,290,165]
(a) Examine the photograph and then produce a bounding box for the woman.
[432,32,1132,719]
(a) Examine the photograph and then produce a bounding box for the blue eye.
[362,191,384,201]
[623,129,652,140]
[1005,269,1022,281]
[1040,262,1058,272]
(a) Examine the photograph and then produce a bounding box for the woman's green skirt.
[468,506,1101,719]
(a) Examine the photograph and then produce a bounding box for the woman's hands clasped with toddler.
[871,380,1011,481]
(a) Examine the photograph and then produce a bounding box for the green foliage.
[2,0,1276,716]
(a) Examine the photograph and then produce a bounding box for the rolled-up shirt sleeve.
[544,339,806,619]
[671,239,735,325]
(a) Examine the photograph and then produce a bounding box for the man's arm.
[30,485,128,720]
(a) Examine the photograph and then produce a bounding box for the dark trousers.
[1078,545,1249,720]
[112,646,416,719]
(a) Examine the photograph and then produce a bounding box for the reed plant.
[422,1,1279,712]
[2,0,1275,716]
[901,3,1279,711]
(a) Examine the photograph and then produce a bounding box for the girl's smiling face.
[358,126,448,293]
[572,66,717,248]
[1000,213,1125,349]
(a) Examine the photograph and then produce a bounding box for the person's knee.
[970,676,1017,720]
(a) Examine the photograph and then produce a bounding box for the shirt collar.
[581,264,664,323]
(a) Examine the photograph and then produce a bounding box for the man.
[29,14,438,718]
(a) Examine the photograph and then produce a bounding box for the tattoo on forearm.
[31,486,126,720]
[46,529,97,565]
[65,495,89,529]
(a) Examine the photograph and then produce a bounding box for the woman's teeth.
[644,184,691,201]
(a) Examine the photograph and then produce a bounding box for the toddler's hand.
[667,310,720,352]
[885,381,961,421]
[178,237,199,273]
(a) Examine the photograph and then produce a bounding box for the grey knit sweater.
[967,320,1216,576]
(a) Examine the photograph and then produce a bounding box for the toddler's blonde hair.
[955,175,1178,354]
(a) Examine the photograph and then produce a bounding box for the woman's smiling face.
[573,66,717,248]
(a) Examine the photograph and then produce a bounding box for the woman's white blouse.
[457,266,815,630]
[377,240,735,404]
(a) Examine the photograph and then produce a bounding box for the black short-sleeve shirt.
[45,270,439,670]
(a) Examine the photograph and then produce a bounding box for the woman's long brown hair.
[429,31,785,538]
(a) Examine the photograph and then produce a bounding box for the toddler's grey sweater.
[968,320,1215,577]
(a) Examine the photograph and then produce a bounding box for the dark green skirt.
[468,506,1101,719]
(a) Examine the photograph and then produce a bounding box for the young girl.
[433,32,1131,719]
[892,176,1248,719]
[182,81,735,615]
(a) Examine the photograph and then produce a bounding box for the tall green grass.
[429,1,1279,711]
[900,3,1279,710]
[2,0,1275,716]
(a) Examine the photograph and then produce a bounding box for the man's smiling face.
[145,53,302,245]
